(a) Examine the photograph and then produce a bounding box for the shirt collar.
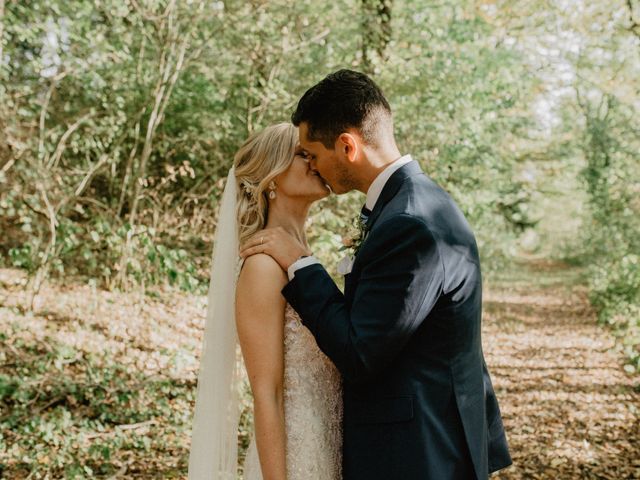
[365,154,413,211]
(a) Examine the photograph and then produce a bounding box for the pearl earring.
[268,181,277,200]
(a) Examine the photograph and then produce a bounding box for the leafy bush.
[577,95,640,371]
[0,326,194,478]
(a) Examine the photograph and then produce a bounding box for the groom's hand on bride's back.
[240,227,311,272]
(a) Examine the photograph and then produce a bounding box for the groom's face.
[298,122,352,194]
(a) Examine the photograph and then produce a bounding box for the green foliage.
[578,96,640,370]
[590,255,640,372]
[0,331,193,478]
[1,0,540,297]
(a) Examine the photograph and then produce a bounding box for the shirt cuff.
[287,255,320,281]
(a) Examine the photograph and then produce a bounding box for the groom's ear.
[337,132,359,163]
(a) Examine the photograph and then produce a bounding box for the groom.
[241,70,512,479]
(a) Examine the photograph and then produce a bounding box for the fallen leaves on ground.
[485,261,640,479]
[1,261,638,479]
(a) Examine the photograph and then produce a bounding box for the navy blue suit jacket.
[282,161,511,479]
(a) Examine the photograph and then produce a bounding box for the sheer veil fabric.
[188,167,242,480]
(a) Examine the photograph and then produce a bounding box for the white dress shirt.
[287,155,414,280]
[364,154,413,211]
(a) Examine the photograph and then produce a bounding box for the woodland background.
[0,0,638,478]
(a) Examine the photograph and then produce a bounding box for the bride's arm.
[236,254,289,480]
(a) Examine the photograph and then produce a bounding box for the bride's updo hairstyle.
[233,123,298,245]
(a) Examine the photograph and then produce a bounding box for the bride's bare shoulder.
[236,254,287,318]
[238,253,287,289]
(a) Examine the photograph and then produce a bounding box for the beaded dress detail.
[242,304,343,479]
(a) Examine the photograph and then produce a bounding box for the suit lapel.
[345,160,424,300]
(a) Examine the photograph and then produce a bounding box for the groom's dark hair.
[291,69,392,149]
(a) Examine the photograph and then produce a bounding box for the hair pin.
[241,180,255,197]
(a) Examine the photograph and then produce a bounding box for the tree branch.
[0,0,5,64]
[47,112,95,169]
[627,0,640,40]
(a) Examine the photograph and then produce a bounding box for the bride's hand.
[239,227,311,272]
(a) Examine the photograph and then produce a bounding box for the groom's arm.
[282,214,444,384]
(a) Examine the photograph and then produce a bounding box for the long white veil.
[189,167,241,480]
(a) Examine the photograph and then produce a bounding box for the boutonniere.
[338,214,369,275]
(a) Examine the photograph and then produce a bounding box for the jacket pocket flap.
[349,395,414,424]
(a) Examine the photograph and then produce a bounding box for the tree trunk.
[0,0,5,64]
[116,1,190,289]
[627,0,640,40]
[361,0,393,73]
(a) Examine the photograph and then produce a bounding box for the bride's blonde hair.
[233,123,298,245]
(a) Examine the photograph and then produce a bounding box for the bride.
[188,123,343,480]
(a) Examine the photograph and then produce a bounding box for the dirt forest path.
[483,261,639,479]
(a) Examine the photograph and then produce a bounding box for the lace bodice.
[242,304,343,479]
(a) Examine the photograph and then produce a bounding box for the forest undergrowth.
[1,260,638,479]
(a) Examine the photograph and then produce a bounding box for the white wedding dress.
[242,304,343,480]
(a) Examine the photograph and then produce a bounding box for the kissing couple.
[188,69,512,480]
